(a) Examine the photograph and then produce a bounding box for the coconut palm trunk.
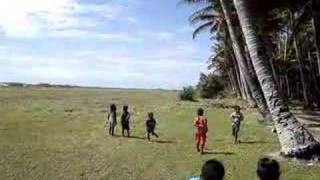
[229,54,242,97]
[220,0,269,117]
[232,51,245,98]
[307,50,320,106]
[312,17,320,76]
[293,36,309,107]
[233,0,320,158]
[285,74,291,98]
[263,36,279,87]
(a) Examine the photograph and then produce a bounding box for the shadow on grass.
[152,140,176,144]
[296,116,320,123]
[109,134,122,138]
[239,140,266,144]
[129,135,146,140]
[117,135,176,144]
[202,151,235,155]
[306,124,320,128]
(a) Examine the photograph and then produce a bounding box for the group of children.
[193,106,244,154]
[106,104,159,141]
[106,104,244,151]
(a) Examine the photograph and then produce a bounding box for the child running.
[193,108,208,154]
[107,104,117,136]
[121,105,131,137]
[145,112,159,141]
[230,106,244,144]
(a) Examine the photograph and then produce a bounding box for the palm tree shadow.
[107,134,121,138]
[128,135,146,140]
[239,140,266,144]
[128,136,176,144]
[202,151,235,155]
[306,123,320,128]
[152,140,176,144]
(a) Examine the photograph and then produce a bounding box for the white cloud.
[0,42,206,89]
[127,17,138,24]
[0,0,210,89]
[79,3,124,20]
[156,32,175,40]
[98,33,141,42]
[49,29,90,38]
[0,0,76,37]
[177,26,194,33]
[0,0,126,38]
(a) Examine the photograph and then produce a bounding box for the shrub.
[198,73,225,99]
[179,86,196,101]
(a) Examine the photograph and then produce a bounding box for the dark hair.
[148,112,154,118]
[197,108,204,116]
[110,104,117,112]
[201,159,225,180]
[123,105,128,111]
[234,106,240,111]
[257,157,280,180]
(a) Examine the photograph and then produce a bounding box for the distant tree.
[182,0,320,158]
[198,73,224,98]
[179,86,196,101]
[233,0,320,158]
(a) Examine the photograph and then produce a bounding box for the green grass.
[0,87,319,180]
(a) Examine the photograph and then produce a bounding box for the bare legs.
[122,128,130,137]
[147,131,159,141]
[232,126,240,144]
[109,125,115,136]
[196,134,206,154]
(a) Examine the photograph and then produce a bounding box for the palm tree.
[219,0,270,116]
[233,0,320,158]
[310,0,320,76]
[186,1,249,100]
[184,0,270,117]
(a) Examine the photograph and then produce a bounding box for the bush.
[198,73,224,99]
[179,86,196,101]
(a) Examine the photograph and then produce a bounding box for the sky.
[0,0,211,89]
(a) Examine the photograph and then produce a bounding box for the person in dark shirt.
[145,112,159,141]
[121,105,131,137]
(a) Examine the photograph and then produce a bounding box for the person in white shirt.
[230,106,243,144]
[107,104,117,136]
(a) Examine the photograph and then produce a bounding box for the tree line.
[183,0,320,159]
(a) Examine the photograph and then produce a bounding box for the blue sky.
[0,0,211,89]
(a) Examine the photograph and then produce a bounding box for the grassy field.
[0,87,319,180]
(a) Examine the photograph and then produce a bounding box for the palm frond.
[192,21,214,39]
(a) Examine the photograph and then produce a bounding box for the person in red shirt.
[193,108,208,154]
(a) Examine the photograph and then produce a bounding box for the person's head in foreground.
[110,104,116,112]
[148,112,154,119]
[201,159,225,180]
[257,157,280,180]
[234,106,240,113]
[123,105,128,112]
[197,108,204,116]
